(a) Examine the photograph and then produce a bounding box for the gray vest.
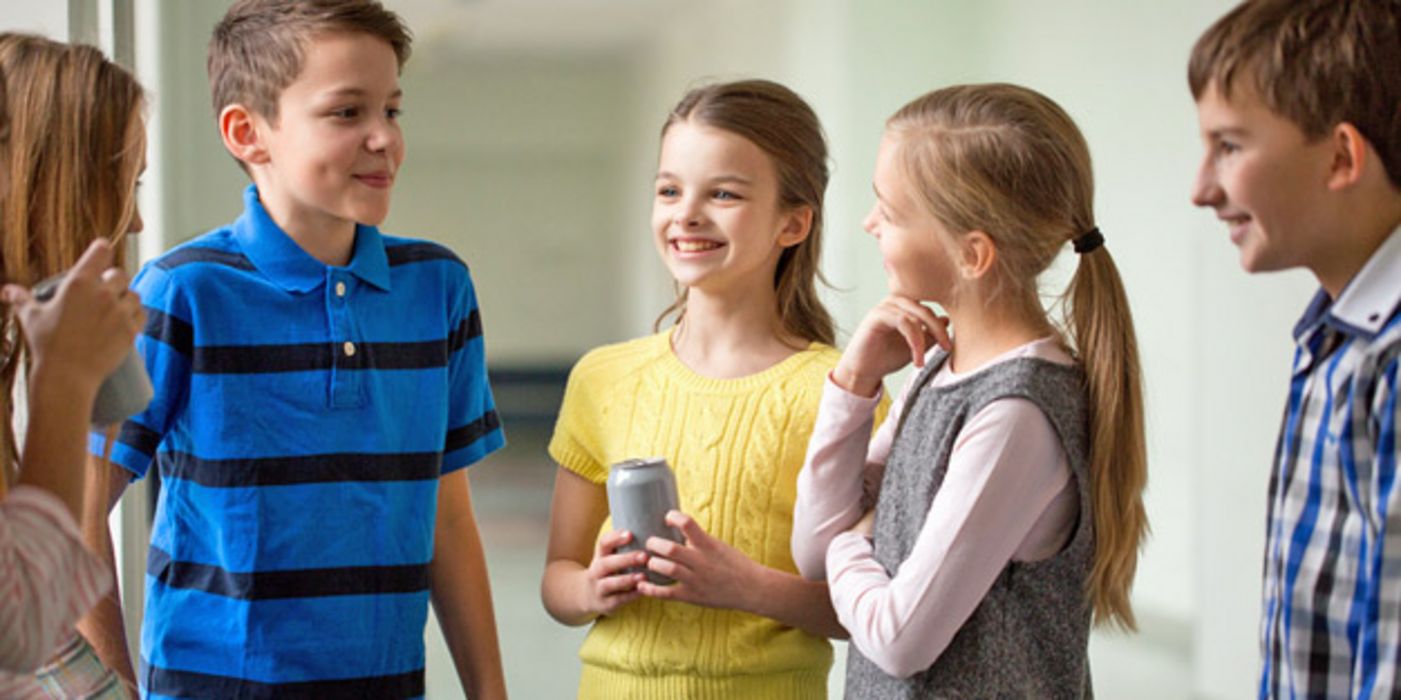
[845,350,1095,699]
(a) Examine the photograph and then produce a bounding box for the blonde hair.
[0,34,146,488]
[887,83,1147,630]
[654,79,835,346]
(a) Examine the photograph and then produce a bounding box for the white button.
[335,281,347,297]
[343,341,356,357]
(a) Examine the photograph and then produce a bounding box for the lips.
[354,172,394,189]
[1218,212,1251,245]
[670,238,725,254]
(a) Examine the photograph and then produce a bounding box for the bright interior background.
[3,1,1321,697]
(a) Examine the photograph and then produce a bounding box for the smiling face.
[253,31,404,234]
[1191,81,1337,275]
[651,120,807,295]
[863,134,960,302]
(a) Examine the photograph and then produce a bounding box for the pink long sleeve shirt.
[792,338,1079,677]
[0,485,112,698]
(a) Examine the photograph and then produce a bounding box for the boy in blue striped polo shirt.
[83,1,508,697]
[1189,0,1401,696]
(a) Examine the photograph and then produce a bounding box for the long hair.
[887,83,1148,630]
[0,33,146,489]
[653,79,835,346]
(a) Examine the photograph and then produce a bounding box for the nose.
[1191,155,1222,208]
[861,204,880,237]
[128,203,144,234]
[674,195,703,228]
[366,116,401,155]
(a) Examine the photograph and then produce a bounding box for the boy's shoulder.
[379,233,469,272]
[144,226,251,278]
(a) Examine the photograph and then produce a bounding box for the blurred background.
[3,1,1318,697]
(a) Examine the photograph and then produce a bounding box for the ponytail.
[1066,245,1148,630]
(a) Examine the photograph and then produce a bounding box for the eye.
[657,185,679,198]
[330,106,360,120]
[386,107,402,120]
[712,189,740,201]
[1215,139,1239,158]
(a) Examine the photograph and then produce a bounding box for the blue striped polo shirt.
[89,185,505,699]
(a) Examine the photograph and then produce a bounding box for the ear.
[218,103,271,167]
[959,230,997,280]
[1325,122,1368,191]
[776,206,814,248]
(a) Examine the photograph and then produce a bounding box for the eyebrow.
[321,87,403,100]
[655,171,754,186]
[1206,127,1247,139]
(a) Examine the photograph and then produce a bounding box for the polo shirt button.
[335,281,347,297]
[343,341,356,357]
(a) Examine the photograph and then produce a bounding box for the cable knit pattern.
[550,330,861,699]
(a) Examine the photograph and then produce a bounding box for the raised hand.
[832,295,949,397]
[2,239,145,392]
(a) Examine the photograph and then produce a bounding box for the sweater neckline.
[653,327,824,394]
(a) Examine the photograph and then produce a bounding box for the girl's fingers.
[602,591,642,610]
[897,315,928,367]
[596,529,633,556]
[637,581,686,601]
[597,572,644,596]
[594,550,647,576]
[647,556,692,582]
[69,239,115,279]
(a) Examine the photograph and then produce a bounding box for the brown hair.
[0,33,146,487]
[208,0,412,122]
[1188,0,1401,187]
[653,79,835,346]
[886,83,1148,630]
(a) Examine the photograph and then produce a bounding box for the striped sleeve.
[1365,354,1401,696]
[88,263,192,478]
[0,486,111,672]
[442,266,504,473]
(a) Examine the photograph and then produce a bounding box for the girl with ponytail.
[792,83,1147,698]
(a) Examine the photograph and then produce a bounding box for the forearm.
[76,460,135,686]
[744,565,848,639]
[793,379,885,579]
[431,475,505,699]
[540,559,599,627]
[14,367,98,519]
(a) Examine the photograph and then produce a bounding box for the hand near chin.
[637,510,760,611]
[833,295,950,397]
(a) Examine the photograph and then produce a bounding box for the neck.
[1313,190,1401,299]
[943,292,1054,374]
[254,179,357,267]
[671,281,804,380]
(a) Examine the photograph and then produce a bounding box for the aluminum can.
[606,457,683,585]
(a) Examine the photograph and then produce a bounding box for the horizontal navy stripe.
[445,410,501,454]
[192,336,463,374]
[450,310,483,352]
[386,242,463,268]
[154,246,256,272]
[143,308,193,356]
[146,547,430,600]
[143,659,424,699]
[116,421,162,458]
[161,450,442,487]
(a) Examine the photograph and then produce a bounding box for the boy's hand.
[832,295,950,397]
[583,529,647,616]
[637,510,761,611]
[2,239,145,392]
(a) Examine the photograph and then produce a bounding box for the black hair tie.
[1073,227,1104,254]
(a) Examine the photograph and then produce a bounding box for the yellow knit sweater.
[549,330,864,700]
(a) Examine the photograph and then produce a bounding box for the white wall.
[0,4,68,37]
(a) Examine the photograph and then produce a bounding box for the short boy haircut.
[207,0,412,122]
[1187,0,1401,187]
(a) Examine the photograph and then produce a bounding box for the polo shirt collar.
[1293,223,1401,341]
[233,185,392,293]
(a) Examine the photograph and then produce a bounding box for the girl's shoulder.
[566,331,673,386]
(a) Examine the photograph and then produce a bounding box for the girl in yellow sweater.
[541,80,879,699]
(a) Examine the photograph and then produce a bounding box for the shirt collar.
[1309,222,1401,340]
[233,185,391,293]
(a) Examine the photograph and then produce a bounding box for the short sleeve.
[441,267,505,473]
[88,264,191,480]
[546,358,609,484]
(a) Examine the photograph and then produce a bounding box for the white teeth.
[675,240,722,252]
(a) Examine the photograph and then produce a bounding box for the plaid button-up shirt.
[1260,225,1401,699]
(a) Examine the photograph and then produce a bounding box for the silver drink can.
[606,457,683,585]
